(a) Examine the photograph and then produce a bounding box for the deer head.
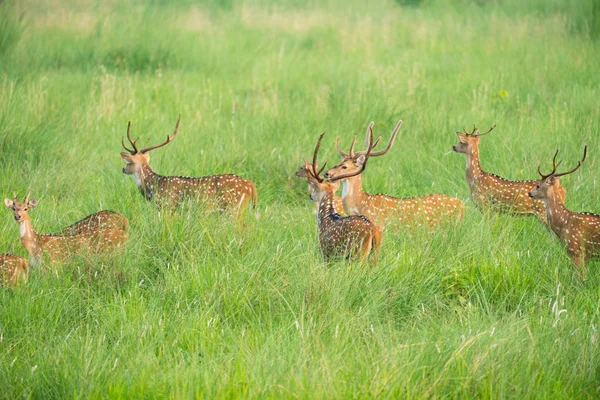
[4,192,37,222]
[120,115,180,175]
[324,120,401,180]
[308,131,377,203]
[452,124,497,154]
[529,147,587,199]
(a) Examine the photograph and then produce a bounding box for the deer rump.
[319,216,378,260]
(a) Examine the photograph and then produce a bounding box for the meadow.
[1,0,600,397]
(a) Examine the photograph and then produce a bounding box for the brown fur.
[121,117,257,226]
[4,195,128,263]
[0,254,28,286]
[326,121,463,229]
[529,148,596,273]
[59,210,129,235]
[453,127,566,224]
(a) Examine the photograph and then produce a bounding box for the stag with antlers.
[121,116,257,226]
[325,121,464,229]
[4,193,128,263]
[303,133,382,263]
[295,161,345,217]
[453,124,566,223]
[529,147,599,270]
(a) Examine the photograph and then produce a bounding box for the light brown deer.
[529,147,598,271]
[453,125,566,224]
[304,132,382,263]
[325,121,464,229]
[4,193,128,263]
[0,254,28,286]
[59,210,129,235]
[295,161,345,216]
[120,116,257,225]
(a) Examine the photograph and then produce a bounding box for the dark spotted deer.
[4,193,128,263]
[305,132,382,263]
[529,147,599,271]
[453,124,566,224]
[325,121,464,229]
[59,210,129,235]
[0,254,28,286]
[295,161,344,216]
[120,116,257,226]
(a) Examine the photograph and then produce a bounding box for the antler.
[461,124,496,137]
[537,150,561,179]
[122,121,140,154]
[310,133,328,183]
[329,126,378,182]
[473,124,496,137]
[554,146,587,178]
[365,120,401,157]
[139,115,181,154]
[335,135,357,159]
[24,191,31,204]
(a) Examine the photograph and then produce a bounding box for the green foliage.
[1,0,599,398]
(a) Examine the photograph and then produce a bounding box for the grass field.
[1,0,600,397]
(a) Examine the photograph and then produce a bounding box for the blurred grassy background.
[1,0,600,397]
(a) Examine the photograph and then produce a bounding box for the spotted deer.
[529,147,599,271]
[305,133,382,263]
[4,193,128,263]
[120,116,257,225]
[59,210,129,235]
[325,121,464,229]
[295,161,345,216]
[453,125,566,224]
[0,254,28,286]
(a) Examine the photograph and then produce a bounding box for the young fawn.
[529,147,599,270]
[325,121,464,229]
[59,210,129,235]
[4,193,128,263]
[295,161,345,216]
[0,254,28,286]
[304,132,382,263]
[121,116,257,225]
[453,125,566,223]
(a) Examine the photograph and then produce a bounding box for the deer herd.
[1,117,598,286]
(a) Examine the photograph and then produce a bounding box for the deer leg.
[369,227,383,266]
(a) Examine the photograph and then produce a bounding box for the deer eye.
[342,166,347,170]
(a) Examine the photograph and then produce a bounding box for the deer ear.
[355,154,366,166]
[120,153,133,163]
[4,198,13,208]
[28,199,37,209]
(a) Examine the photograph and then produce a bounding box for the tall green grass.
[1,0,599,397]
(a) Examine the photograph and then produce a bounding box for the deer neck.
[134,164,158,200]
[543,188,571,235]
[341,175,366,214]
[18,216,41,257]
[465,145,484,184]
[317,190,340,230]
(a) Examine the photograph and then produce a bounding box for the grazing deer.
[120,116,257,225]
[4,193,128,263]
[305,132,382,263]
[529,147,599,270]
[295,161,345,216]
[325,121,464,229]
[59,210,129,235]
[453,125,566,223]
[0,254,28,286]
